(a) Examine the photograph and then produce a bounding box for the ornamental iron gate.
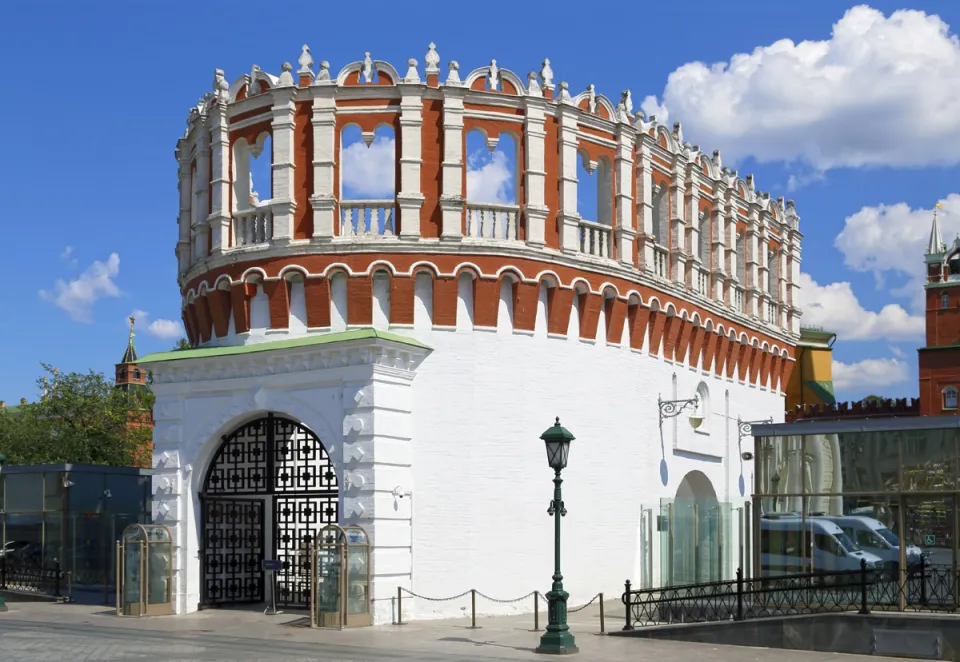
[200,415,339,608]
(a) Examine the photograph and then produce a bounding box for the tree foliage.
[0,364,154,467]
[174,338,190,350]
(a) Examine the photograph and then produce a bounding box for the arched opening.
[661,470,721,586]
[576,152,613,258]
[372,270,391,330]
[231,134,273,248]
[200,414,339,607]
[465,129,519,240]
[286,272,308,333]
[340,125,396,237]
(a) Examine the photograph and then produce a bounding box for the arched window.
[694,381,710,433]
[698,211,709,264]
[133,369,141,381]
[944,386,958,410]
[768,249,779,301]
[943,293,950,309]
[736,232,746,283]
[652,184,668,245]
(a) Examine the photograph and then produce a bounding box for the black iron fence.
[622,558,960,630]
[0,556,63,598]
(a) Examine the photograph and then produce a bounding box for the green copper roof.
[137,329,430,365]
[806,380,837,405]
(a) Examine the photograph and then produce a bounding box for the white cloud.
[833,357,911,392]
[466,150,514,204]
[835,195,960,311]
[341,136,395,198]
[39,253,121,323]
[642,5,960,171]
[130,309,184,340]
[59,245,78,268]
[799,273,924,341]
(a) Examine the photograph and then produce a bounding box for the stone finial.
[621,90,633,116]
[712,149,722,169]
[425,42,440,74]
[361,52,374,83]
[527,71,542,96]
[540,58,554,89]
[632,110,645,128]
[298,44,314,76]
[315,61,331,82]
[648,114,657,126]
[673,121,683,143]
[746,174,756,193]
[213,68,229,101]
[404,58,421,83]
[278,62,295,87]
[247,64,263,96]
[558,81,572,103]
[487,59,500,91]
[446,60,461,84]
[777,196,785,210]
[586,84,596,114]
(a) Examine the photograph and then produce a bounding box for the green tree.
[174,338,190,350]
[0,364,154,467]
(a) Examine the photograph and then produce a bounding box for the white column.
[557,102,580,254]
[310,83,337,239]
[724,189,739,308]
[397,82,425,239]
[523,96,548,247]
[208,102,232,254]
[685,166,702,290]
[439,85,465,240]
[636,139,655,272]
[192,130,211,259]
[669,159,688,284]
[340,372,416,626]
[710,182,727,302]
[614,123,636,266]
[787,222,802,335]
[744,206,760,318]
[270,87,298,243]
[176,140,192,276]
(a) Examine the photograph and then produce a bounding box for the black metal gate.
[200,414,339,608]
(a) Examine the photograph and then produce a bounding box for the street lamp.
[536,417,578,656]
[657,395,701,431]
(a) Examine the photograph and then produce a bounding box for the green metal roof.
[137,329,431,365]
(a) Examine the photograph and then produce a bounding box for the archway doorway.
[660,470,723,586]
[200,414,339,608]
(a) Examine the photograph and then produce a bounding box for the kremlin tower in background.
[920,203,960,415]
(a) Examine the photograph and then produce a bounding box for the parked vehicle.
[760,514,883,578]
[819,515,922,579]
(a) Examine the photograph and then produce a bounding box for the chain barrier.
[396,586,607,632]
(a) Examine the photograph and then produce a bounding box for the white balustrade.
[339,200,396,238]
[734,286,745,313]
[578,219,613,259]
[652,245,669,279]
[766,300,778,325]
[232,206,272,247]
[693,266,709,296]
[465,203,520,241]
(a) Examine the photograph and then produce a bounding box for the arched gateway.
[200,414,339,607]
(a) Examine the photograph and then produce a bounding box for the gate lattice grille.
[201,415,339,608]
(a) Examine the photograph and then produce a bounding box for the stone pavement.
[0,600,904,661]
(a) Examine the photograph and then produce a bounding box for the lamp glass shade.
[541,418,575,471]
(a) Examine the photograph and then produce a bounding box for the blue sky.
[1,0,957,404]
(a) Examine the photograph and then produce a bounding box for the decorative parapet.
[174,42,803,350]
[786,398,921,423]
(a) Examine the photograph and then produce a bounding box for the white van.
[821,515,922,576]
[760,515,883,576]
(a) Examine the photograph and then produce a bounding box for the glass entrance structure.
[313,524,370,628]
[752,416,960,610]
[117,524,173,616]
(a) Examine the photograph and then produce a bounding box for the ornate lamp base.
[536,588,578,655]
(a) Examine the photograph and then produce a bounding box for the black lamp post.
[536,418,578,656]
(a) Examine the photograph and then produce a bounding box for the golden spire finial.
[936,202,944,210]
[128,315,136,341]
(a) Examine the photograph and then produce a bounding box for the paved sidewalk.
[0,600,903,661]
